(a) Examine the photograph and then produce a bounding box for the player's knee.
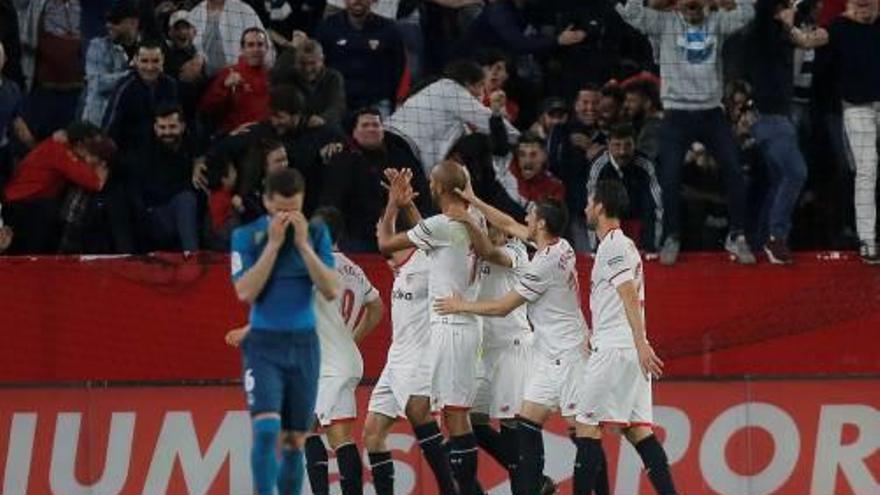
[280,430,308,450]
[405,396,432,425]
[624,425,653,445]
[363,415,387,452]
[443,408,471,435]
[325,422,354,450]
[252,416,282,452]
[574,421,603,439]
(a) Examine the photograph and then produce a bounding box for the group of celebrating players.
[228,159,679,495]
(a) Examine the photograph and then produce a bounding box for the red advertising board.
[1,252,879,383]
[1,379,878,495]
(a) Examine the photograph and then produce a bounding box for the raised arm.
[457,182,529,242]
[615,0,670,36]
[233,216,287,304]
[718,0,757,36]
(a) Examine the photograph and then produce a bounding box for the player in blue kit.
[230,168,339,495]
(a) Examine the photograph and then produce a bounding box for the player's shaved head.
[431,160,468,194]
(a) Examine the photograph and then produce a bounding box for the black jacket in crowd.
[320,132,429,250]
[315,11,406,111]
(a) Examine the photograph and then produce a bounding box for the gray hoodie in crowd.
[616,0,755,111]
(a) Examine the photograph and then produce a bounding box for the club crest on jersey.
[392,288,413,301]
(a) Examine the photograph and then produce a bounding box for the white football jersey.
[334,252,381,333]
[407,213,481,326]
[479,238,531,349]
[514,238,588,358]
[589,229,644,350]
[314,252,376,378]
[387,249,431,365]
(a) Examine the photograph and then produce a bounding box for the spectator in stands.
[271,39,347,129]
[2,122,110,254]
[258,0,326,46]
[616,0,757,265]
[528,97,570,141]
[0,221,11,253]
[826,0,880,263]
[320,107,429,251]
[189,0,271,77]
[199,27,271,135]
[225,137,290,224]
[461,0,586,61]
[476,50,520,123]
[548,84,605,251]
[128,105,200,252]
[598,83,625,131]
[503,132,566,208]
[622,78,663,162]
[746,0,828,264]
[0,42,35,188]
[386,59,519,175]
[103,40,178,155]
[17,0,85,139]
[206,86,345,213]
[587,123,663,251]
[315,0,406,116]
[0,0,24,88]
[82,1,141,126]
[163,10,208,126]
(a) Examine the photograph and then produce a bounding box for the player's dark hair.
[593,180,629,220]
[265,168,305,198]
[608,123,636,141]
[312,206,345,244]
[534,198,569,237]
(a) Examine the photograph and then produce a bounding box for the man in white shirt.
[435,186,592,495]
[188,0,273,76]
[573,180,677,495]
[377,160,483,494]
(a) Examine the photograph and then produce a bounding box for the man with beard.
[622,78,663,162]
[272,39,347,130]
[129,104,200,252]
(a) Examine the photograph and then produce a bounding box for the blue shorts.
[241,329,321,432]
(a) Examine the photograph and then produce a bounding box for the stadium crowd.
[0,0,878,264]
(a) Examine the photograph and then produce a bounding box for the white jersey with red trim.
[407,213,482,326]
[589,229,645,350]
[514,238,588,358]
[479,238,531,349]
[315,252,375,378]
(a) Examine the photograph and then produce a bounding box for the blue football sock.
[278,446,305,495]
[251,417,281,495]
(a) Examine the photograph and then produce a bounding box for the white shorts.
[473,337,532,419]
[428,323,481,410]
[368,359,434,419]
[576,347,653,427]
[315,374,360,427]
[523,347,587,417]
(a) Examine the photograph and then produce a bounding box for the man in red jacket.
[199,27,271,136]
[2,122,112,254]
[509,133,566,205]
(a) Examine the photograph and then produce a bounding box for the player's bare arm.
[617,280,664,378]
[352,297,384,344]
[435,290,527,317]
[383,168,422,228]
[377,173,419,255]
[446,208,513,268]
[455,184,529,242]
[234,214,289,303]
[290,211,339,300]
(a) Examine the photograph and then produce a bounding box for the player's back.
[333,252,380,333]
[517,238,587,357]
[388,249,431,364]
[231,216,335,332]
[407,213,481,326]
[590,229,644,350]
[479,238,531,349]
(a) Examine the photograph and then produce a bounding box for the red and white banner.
[1,380,878,494]
[1,253,880,383]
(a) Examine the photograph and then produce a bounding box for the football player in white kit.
[435,184,593,495]
[363,169,458,495]
[448,211,557,494]
[226,207,384,495]
[377,160,484,495]
[573,180,677,495]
